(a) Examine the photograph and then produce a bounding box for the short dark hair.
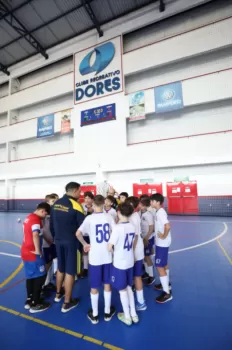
[94,195,105,206]
[36,202,51,214]
[140,197,150,207]
[117,202,134,217]
[45,194,57,201]
[120,192,129,198]
[50,193,59,198]
[106,195,114,203]
[65,182,80,193]
[150,193,164,205]
[126,196,140,209]
[84,191,94,200]
[140,194,149,200]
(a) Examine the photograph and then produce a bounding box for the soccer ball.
[17,218,21,223]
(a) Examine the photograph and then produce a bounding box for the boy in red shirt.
[21,202,51,313]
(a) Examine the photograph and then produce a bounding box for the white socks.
[83,255,88,270]
[147,265,154,277]
[45,265,53,286]
[53,258,58,274]
[144,262,148,274]
[119,290,130,320]
[104,291,111,314]
[160,275,169,294]
[166,269,170,280]
[127,286,137,318]
[90,292,99,317]
[136,289,145,305]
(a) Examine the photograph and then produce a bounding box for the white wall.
[0,112,7,128]
[0,0,232,199]
[0,143,6,163]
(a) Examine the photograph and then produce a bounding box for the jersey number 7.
[96,223,110,243]
[124,233,135,251]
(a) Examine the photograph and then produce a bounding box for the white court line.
[169,222,228,254]
[0,252,21,258]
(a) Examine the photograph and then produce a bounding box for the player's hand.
[84,244,91,253]
[158,232,165,240]
[30,250,42,257]
[143,238,148,247]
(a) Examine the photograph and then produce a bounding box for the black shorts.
[55,241,77,275]
[43,244,57,264]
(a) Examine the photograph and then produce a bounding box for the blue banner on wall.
[155,82,184,113]
[37,114,54,138]
[81,103,116,127]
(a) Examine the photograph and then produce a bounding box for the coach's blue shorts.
[23,255,46,279]
[89,263,111,289]
[155,246,169,267]
[144,237,155,256]
[55,241,77,275]
[111,265,133,291]
[43,244,57,264]
[133,259,143,277]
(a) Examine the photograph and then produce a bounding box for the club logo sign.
[74,37,123,104]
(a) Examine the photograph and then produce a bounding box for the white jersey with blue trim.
[109,222,136,270]
[129,212,144,261]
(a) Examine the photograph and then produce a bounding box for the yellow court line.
[0,240,23,289]
[0,306,124,350]
[217,239,232,265]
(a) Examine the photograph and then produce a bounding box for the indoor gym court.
[0,213,231,350]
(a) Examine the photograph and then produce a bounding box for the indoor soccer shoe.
[156,292,173,304]
[61,298,80,313]
[146,277,155,286]
[87,309,99,324]
[117,313,132,326]
[142,272,149,280]
[135,301,147,311]
[155,283,172,291]
[132,315,139,324]
[24,298,32,310]
[104,306,116,321]
[29,302,50,314]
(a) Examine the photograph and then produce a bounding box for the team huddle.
[21,182,172,326]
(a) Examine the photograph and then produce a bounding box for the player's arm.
[76,218,90,252]
[158,211,170,239]
[108,227,118,252]
[50,207,55,238]
[144,223,154,245]
[31,224,42,256]
[43,219,53,245]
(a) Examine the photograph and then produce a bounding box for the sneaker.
[29,302,50,314]
[104,306,116,321]
[142,272,149,280]
[156,292,173,304]
[135,301,147,311]
[146,277,155,286]
[61,298,80,313]
[155,283,172,291]
[87,309,99,324]
[80,269,88,279]
[117,312,132,326]
[24,298,32,310]
[54,288,65,302]
[132,315,139,324]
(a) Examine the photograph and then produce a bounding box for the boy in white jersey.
[43,194,59,291]
[127,196,146,311]
[104,195,117,222]
[150,193,172,304]
[81,191,95,278]
[108,203,139,326]
[139,197,155,285]
[76,195,115,324]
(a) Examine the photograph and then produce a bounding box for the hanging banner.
[129,91,145,121]
[60,109,71,134]
[81,103,116,127]
[154,81,184,113]
[37,114,54,138]
[74,37,123,104]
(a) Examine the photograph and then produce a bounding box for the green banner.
[140,178,154,184]
[83,182,94,185]
[174,176,189,182]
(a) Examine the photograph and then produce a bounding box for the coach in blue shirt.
[50,182,85,313]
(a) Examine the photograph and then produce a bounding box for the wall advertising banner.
[37,114,54,138]
[129,91,145,121]
[59,109,71,134]
[154,81,184,113]
[81,103,116,127]
[74,36,123,104]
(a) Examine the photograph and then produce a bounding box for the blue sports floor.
[0,213,232,350]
